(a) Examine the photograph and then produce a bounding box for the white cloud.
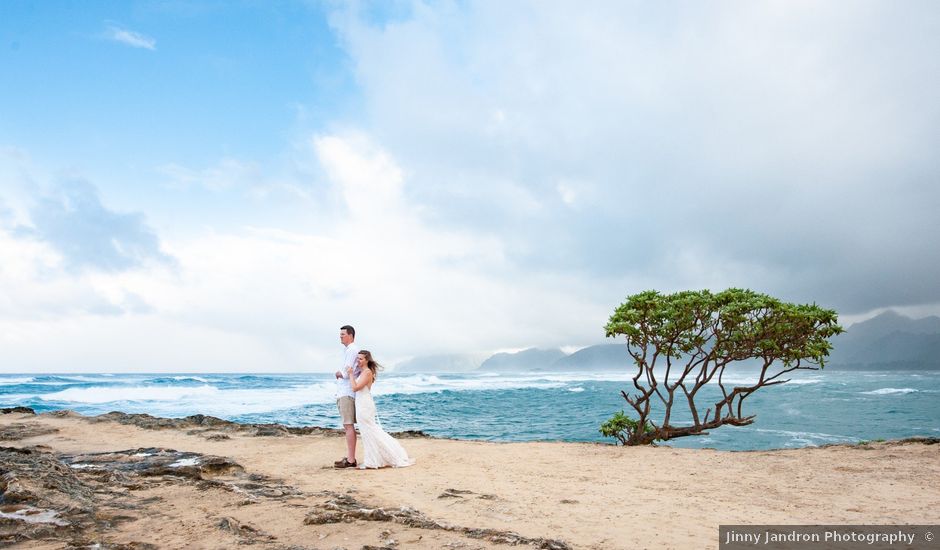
[5,2,940,372]
[104,24,156,50]
[314,133,405,217]
[159,158,260,192]
[1,136,610,372]
[327,1,940,315]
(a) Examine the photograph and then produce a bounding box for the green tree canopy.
[601,288,843,445]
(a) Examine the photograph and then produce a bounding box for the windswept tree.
[601,289,843,445]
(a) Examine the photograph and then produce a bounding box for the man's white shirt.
[334,343,360,399]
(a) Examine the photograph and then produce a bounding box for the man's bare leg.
[344,423,357,463]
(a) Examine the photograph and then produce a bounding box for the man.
[333,325,360,468]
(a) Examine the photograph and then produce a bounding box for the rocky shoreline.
[3,407,429,440]
[2,407,938,549]
[1,408,568,549]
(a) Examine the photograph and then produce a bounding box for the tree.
[601,289,843,445]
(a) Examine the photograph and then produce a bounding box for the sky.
[1,0,938,373]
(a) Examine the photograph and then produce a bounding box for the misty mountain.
[396,344,632,373]
[827,311,940,370]
[478,348,567,371]
[550,344,630,371]
[475,344,631,372]
[392,353,489,373]
[391,309,940,374]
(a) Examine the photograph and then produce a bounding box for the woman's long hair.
[358,350,383,380]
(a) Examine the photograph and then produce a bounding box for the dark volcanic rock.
[897,437,940,445]
[61,447,243,481]
[305,492,571,549]
[392,429,431,439]
[0,446,96,543]
[65,540,158,549]
[0,446,95,512]
[81,411,345,438]
[0,422,59,441]
[54,410,431,439]
[59,447,304,503]
[90,412,235,430]
[437,488,497,500]
[217,516,277,543]
[1,407,36,415]
[2,445,305,546]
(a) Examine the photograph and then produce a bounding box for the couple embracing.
[333,325,415,469]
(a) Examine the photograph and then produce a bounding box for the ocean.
[1,370,938,451]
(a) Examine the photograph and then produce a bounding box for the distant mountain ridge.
[827,311,940,370]
[395,344,630,373]
[550,344,628,370]
[479,348,567,371]
[392,311,940,373]
[394,353,490,373]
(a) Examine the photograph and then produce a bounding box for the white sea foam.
[710,374,823,386]
[861,388,918,395]
[43,375,133,385]
[170,376,210,383]
[40,385,222,404]
[57,375,113,382]
[526,373,634,383]
[23,373,582,418]
[0,376,35,385]
[369,374,568,396]
[784,378,825,385]
[454,372,634,384]
[568,387,585,393]
[0,375,122,387]
[35,382,338,417]
[751,428,855,446]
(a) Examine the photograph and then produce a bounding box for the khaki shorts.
[337,396,356,425]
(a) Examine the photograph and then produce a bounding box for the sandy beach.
[1,408,938,549]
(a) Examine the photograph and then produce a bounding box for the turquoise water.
[1,370,938,450]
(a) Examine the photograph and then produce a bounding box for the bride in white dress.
[347,350,415,469]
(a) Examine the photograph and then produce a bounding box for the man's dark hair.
[340,325,355,338]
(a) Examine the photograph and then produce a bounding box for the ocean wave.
[861,388,918,396]
[5,373,579,417]
[40,385,222,404]
[144,376,211,384]
[783,378,825,385]
[371,374,568,396]
[707,376,823,386]
[39,375,128,385]
[470,372,634,383]
[31,375,578,417]
[33,382,339,417]
[0,375,101,386]
[751,427,856,446]
[568,387,585,393]
[0,377,35,386]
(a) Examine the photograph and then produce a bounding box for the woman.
[346,350,415,469]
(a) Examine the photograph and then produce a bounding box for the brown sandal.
[333,457,357,468]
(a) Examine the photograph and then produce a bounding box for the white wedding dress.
[356,384,415,469]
